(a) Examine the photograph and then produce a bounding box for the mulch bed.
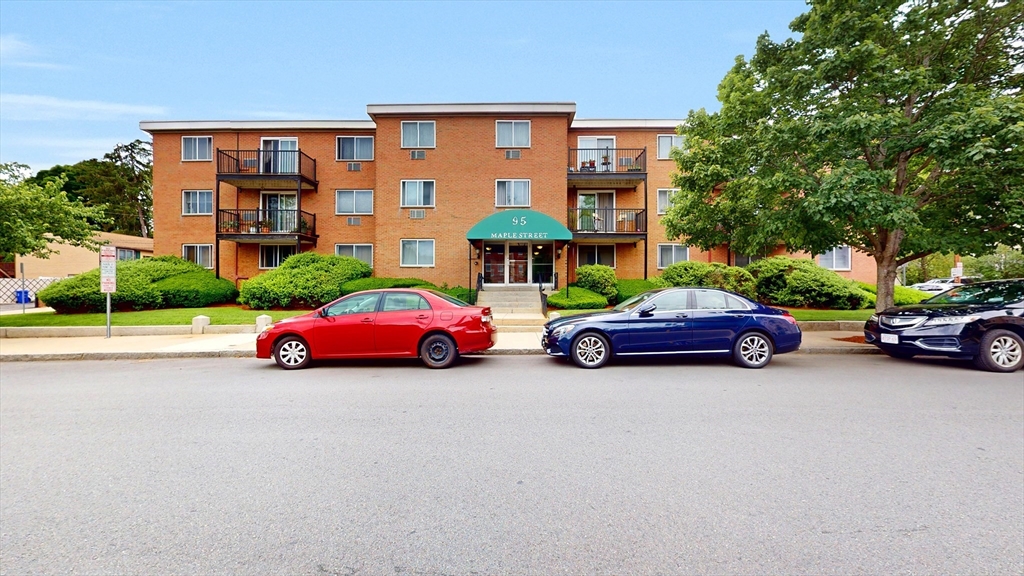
[833,335,866,344]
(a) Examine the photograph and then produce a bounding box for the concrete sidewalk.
[0,330,877,361]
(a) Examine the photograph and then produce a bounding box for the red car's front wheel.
[275,336,311,370]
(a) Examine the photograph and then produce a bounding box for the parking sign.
[100,246,117,293]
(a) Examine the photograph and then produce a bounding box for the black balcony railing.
[568,148,646,174]
[217,149,317,182]
[217,209,316,236]
[567,208,646,234]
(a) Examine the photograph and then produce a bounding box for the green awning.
[466,209,573,241]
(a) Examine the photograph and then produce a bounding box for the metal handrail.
[216,149,317,181]
[567,208,647,233]
[568,148,646,174]
[217,208,316,236]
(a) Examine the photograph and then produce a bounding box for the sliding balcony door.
[260,138,298,174]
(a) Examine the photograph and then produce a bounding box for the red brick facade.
[143,103,876,289]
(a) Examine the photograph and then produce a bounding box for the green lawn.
[0,307,310,327]
[547,307,874,321]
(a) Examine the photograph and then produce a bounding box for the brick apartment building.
[141,102,873,290]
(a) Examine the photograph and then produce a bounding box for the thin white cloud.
[0,94,167,121]
[19,137,127,160]
[0,34,67,70]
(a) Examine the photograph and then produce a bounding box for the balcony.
[216,149,317,190]
[567,208,647,241]
[216,209,318,245]
[567,148,646,188]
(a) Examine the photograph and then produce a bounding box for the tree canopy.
[27,139,153,238]
[0,163,109,258]
[663,0,1023,310]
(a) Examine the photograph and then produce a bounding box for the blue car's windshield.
[926,282,1024,306]
[613,291,658,311]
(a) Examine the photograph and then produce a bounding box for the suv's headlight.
[924,315,981,326]
[551,324,577,339]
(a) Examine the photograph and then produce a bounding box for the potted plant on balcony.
[588,159,596,169]
[219,218,239,233]
[259,219,274,234]
[291,218,309,234]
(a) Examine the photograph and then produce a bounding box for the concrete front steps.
[477,288,544,315]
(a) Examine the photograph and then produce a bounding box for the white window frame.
[495,179,531,208]
[181,136,213,162]
[576,244,617,268]
[335,190,374,215]
[657,188,679,215]
[336,136,374,161]
[335,244,374,267]
[116,248,139,261]
[657,244,689,269]
[495,120,531,148]
[181,189,213,216]
[258,244,297,270]
[182,244,213,269]
[400,180,436,208]
[401,121,436,149]
[400,239,435,268]
[657,134,684,160]
[819,245,852,271]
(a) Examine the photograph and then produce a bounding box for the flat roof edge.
[366,103,577,115]
[139,120,377,132]
[571,119,686,129]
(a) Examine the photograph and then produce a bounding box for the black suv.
[864,279,1024,372]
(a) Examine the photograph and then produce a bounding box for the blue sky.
[0,1,807,171]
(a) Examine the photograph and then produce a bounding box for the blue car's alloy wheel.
[572,333,610,369]
[734,332,772,369]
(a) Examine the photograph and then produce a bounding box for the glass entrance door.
[483,243,505,283]
[531,244,553,284]
[508,243,529,284]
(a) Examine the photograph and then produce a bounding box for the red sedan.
[256,289,496,369]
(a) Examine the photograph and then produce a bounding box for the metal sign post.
[100,246,117,338]
[20,263,26,314]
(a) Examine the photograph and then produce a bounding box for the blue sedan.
[543,287,802,369]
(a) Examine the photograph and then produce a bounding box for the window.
[819,245,851,270]
[335,190,373,215]
[658,244,689,268]
[496,121,530,147]
[495,180,530,207]
[577,245,615,267]
[259,245,296,269]
[401,121,435,148]
[401,180,435,207]
[116,249,139,261]
[182,190,213,215]
[182,244,212,268]
[382,292,431,312]
[657,134,684,160]
[335,244,373,266]
[336,136,374,161]
[182,136,212,161]
[733,253,764,267]
[400,239,435,267]
[324,293,381,317]
[693,289,747,310]
[652,290,690,312]
[657,188,678,215]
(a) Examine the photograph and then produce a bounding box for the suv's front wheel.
[974,329,1023,372]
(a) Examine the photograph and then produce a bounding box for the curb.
[797,346,881,355]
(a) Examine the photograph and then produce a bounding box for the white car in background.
[910,278,959,294]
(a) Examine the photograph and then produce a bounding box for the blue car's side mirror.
[639,304,656,317]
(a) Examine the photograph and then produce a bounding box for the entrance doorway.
[483,241,554,286]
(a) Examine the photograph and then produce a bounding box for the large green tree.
[0,163,108,258]
[28,139,153,238]
[663,0,1023,311]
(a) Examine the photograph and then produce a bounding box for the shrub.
[746,256,871,309]
[660,261,757,298]
[341,277,435,294]
[615,279,664,302]
[575,264,618,302]
[152,272,238,308]
[547,286,608,310]
[648,276,671,288]
[238,253,372,309]
[38,256,212,313]
[856,282,931,306]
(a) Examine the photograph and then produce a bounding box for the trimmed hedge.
[856,282,932,306]
[615,278,666,302]
[38,256,235,313]
[341,277,435,294]
[575,265,618,302]
[660,261,757,298]
[547,286,608,310]
[238,253,372,309]
[152,272,238,308]
[746,256,871,310]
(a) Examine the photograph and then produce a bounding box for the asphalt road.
[1,355,1022,575]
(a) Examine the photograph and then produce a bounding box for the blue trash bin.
[15,290,31,304]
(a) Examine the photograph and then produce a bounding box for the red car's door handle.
[416,315,429,320]
[361,318,373,323]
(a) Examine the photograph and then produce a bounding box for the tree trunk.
[137,203,149,238]
[875,256,899,312]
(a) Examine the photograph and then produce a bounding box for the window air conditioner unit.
[505,150,521,160]
[347,162,361,171]
[347,217,361,226]
[410,150,426,160]
[409,209,426,219]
